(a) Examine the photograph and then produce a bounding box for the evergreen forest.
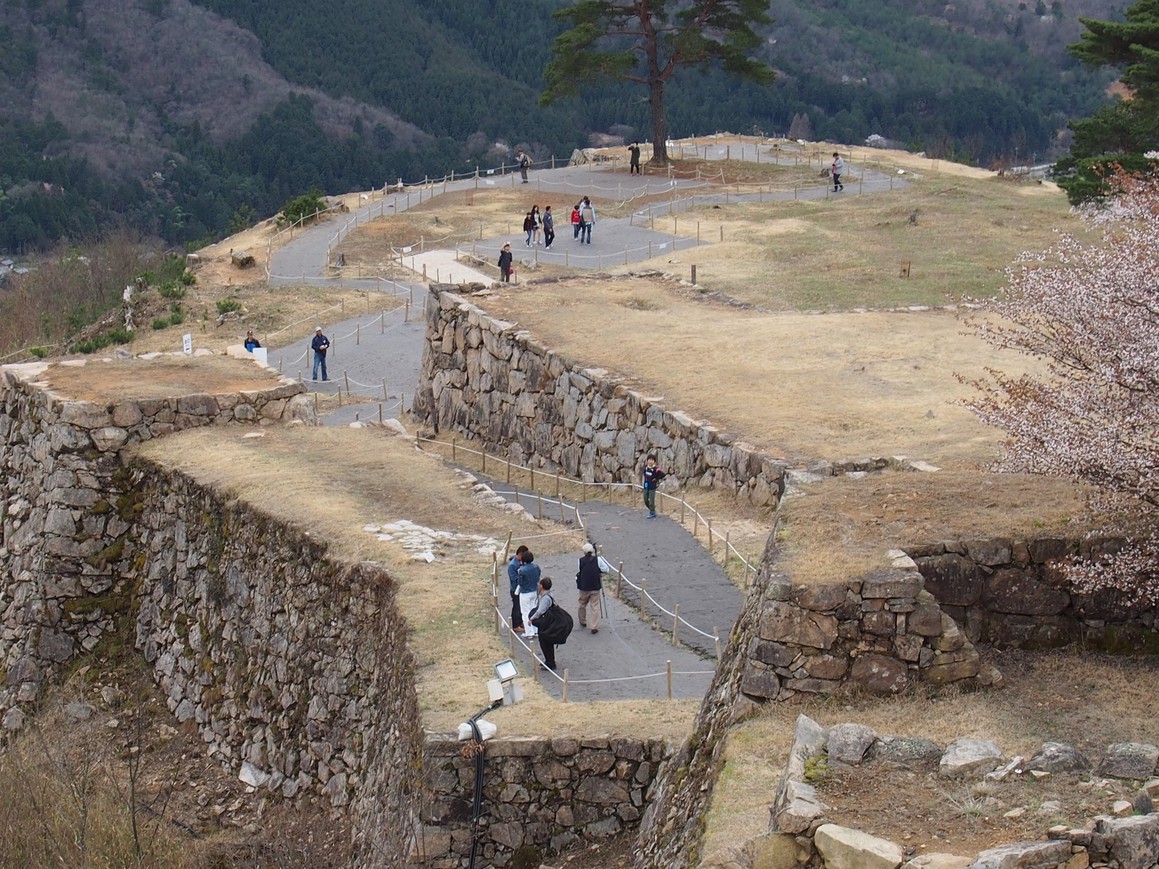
[0,0,1128,253]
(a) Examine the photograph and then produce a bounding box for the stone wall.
[417,733,669,867]
[739,567,1002,704]
[0,361,314,713]
[413,287,788,509]
[0,362,424,865]
[909,538,1159,652]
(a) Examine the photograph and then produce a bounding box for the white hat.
[582,542,594,555]
[315,326,323,331]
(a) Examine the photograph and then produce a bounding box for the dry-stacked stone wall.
[418,734,669,866]
[413,287,788,508]
[739,568,1002,704]
[0,362,423,865]
[0,361,314,715]
[128,463,422,863]
[908,538,1158,652]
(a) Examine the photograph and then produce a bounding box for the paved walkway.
[260,146,903,699]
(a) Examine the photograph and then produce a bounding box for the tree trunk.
[649,77,668,165]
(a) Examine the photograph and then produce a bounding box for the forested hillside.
[0,0,1126,252]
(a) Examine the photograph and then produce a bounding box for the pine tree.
[540,0,775,165]
[1055,0,1159,202]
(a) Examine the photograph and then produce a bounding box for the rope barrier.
[418,435,757,652]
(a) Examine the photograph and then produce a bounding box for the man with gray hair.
[576,542,603,634]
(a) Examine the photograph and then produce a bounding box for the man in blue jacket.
[311,326,331,381]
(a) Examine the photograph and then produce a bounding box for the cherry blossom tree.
[965,171,1159,604]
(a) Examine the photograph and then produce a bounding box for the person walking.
[579,196,595,244]
[498,243,514,283]
[244,330,261,352]
[543,206,555,249]
[628,141,642,174]
[831,152,845,192]
[311,326,331,382]
[531,205,542,245]
[576,542,603,634]
[642,454,666,518]
[508,544,529,632]
[517,149,531,183]
[523,211,534,246]
[528,576,558,670]
[516,550,542,638]
[570,204,581,240]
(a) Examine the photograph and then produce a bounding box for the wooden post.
[707,520,714,554]
[692,511,699,538]
[356,322,361,345]
[344,371,351,394]
[680,497,686,523]
[616,562,624,597]
[382,379,388,401]
[378,404,383,424]
[537,494,543,520]
[555,474,560,498]
[640,579,648,621]
[559,496,565,523]
[562,670,569,702]
[381,311,385,333]
[666,660,673,700]
[714,628,721,659]
[582,482,587,502]
[530,468,535,490]
[506,459,512,484]
[672,604,681,647]
[482,451,487,474]
[724,532,731,568]
[452,437,457,462]
[691,264,696,284]
[503,530,513,561]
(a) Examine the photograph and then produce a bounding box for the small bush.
[278,189,327,228]
[28,347,47,358]
[216,298,242,315]
[69,327,135,354]
[157,282,186,300]
[151,318,168,330]
[168,309,184,326]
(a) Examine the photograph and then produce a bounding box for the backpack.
[580,205,594,223]
[534,603,574,645]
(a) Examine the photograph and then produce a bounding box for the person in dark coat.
[576,542,603,633]
[529,576,558,670]
[498,243,514,283]
[543,206,555,249]
[508,544,529,632]
[628,142,642,174]
[311,327,330,381]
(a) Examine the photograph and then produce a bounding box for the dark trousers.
[511,589,523,629]
[538,634,556,669]
[544,228,555,248]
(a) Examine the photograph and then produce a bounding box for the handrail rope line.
[493,606,712,686]
[416,435,755,573]
[417,435,748,644]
